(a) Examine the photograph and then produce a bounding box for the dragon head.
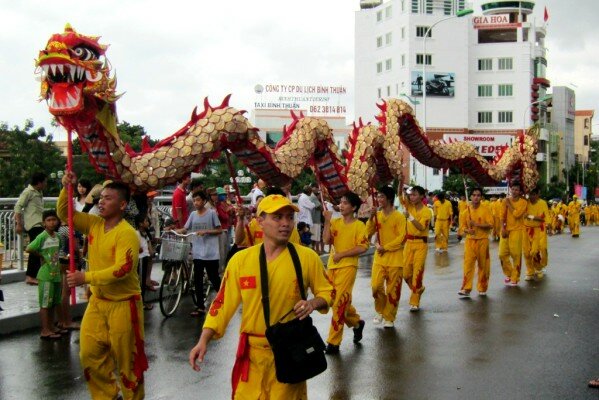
[36,24,119,116]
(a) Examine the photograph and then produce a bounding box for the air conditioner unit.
[540,128,549,141]
[536,152,547,162]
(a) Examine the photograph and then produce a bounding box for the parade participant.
[584,203,592,226]
[26,209,64,339]
[546,200,555,235]
[567,195,581,237]
[458,188,493,297]
[433,192,453,252]
[523,188,549,281]
[402,185,430,311]
[322,192,368,353]
[15,172,47,285]
[491,195,504,241]
[366,186,407,326]
[178,190,223,315]
[552,201,564,234]
[58,171,146,400]
[188,194,334,399]
[592,203,599,226]
[172,173,191,229]
[499,181,528,286]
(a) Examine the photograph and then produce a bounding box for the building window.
[387,85,391,96]
[385,58,392,71]
[498,57,513,70]
[458,0,465,11]
[385,6,392,18]
[385,32,392,45]
[377,88,382,98]
[411,0,418,13]
[584,135,589,146]
[376,36,383,48]
[478,58,492,71]
[377,10,383,22]
[401,54,406,66]
[401,0,405,12]
[498,84,513,97]
[478,111,492,124]
[416,54,432,65]
[416,26,431,37]
[377,62,383,73]
[443,0,452,15]
[401,27,406,39]
[433,168,440,175]
[498,111,513,123]
[425,0,433,14]
[478,85,492,97]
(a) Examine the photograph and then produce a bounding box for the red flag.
[240,276,256,289]
[544,6,549,22]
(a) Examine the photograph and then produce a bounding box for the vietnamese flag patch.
[240,276,257,289]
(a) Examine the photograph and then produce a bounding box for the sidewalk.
[0,231,458,335]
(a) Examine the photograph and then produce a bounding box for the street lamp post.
[421,8,473,189]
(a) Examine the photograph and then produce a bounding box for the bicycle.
[158,231,214,317]
[158,231,198,317]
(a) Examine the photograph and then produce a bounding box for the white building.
[355,0,550,190]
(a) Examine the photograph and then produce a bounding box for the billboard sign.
[411,71,455,97]
[253,83,347,115]
[473,14,521,29]
[444,134,513,157]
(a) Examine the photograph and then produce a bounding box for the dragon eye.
[72,46,97,61]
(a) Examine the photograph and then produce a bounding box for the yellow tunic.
[57,189,140,301]
[239,218,300,247]
[500,197,528,231]
[524,200,549,229]
[328,218,369,269]
[459,203,494,240]
[204,244,334,338]
[366,210,407,267]
[405,204,430,237]
[433,200,453,220]
[458,200,468,214]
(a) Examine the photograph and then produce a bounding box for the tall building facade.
[355,0,550,190]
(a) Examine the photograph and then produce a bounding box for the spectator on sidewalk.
[26,209,63,339]
[172,174,191,229]
[15,172,47,285]
[309,184,324,254]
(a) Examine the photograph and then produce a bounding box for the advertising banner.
[473,13,521,29]
[253,83,347,115]
[443,134,513,157]
[411,71,455,97]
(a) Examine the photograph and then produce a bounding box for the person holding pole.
[366,186,407,327]
[499,181,528,286]
[58,171,146,400]
[433,192,453,252]
[458,187,493,297]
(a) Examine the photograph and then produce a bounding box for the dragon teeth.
[69,65,76,82]
[57,64,64,75]
[50,64,57,75]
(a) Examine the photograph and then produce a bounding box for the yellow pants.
[523,227,548,277]
[493,217,501,240]
[461,238,490,293]
[569,215,580,236]
[235,336,307,400]
[403,241,428,306]
[434,219,450,250]
[499,229,523,283]
[327,266,361,345]
[371,263,403,322]
[80,296,146,400]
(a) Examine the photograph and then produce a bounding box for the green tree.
[442,170,479,196]
[0,120,66,196]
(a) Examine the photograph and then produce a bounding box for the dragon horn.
[290,110,298,120]
[203,97,211,112]
[190,106,198,121]
[218,94,232,109]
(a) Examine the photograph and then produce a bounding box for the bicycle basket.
[160,237,191,261]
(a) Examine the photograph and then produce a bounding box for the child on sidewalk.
[26,209,64,339]
[135,213,153,310]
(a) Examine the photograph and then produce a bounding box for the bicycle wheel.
[159,262,184,317]
[188,264,200,307]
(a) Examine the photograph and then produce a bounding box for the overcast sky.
[1,0,597,142]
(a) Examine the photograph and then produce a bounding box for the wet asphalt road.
[1,227,598,400]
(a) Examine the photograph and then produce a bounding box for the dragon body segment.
[36,25,539,199]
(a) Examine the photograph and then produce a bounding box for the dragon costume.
[36,25,539,198]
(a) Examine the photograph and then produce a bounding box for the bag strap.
[259,243,306,328]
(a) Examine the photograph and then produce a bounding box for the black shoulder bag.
[259,243,327,384]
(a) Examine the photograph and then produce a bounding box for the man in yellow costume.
[567,195,582,237]
[189,194,333,399]
[499,181,528,286]
[366,186,407,327]
[58,172,146,400]
[584,203,592,226]
[592,203,599,226]
[492,194,505,241]
[433,192,453,252]
[458,187,494,297]
[523,187,549,281]
[322,191,369,353]
[402,185,430,311]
